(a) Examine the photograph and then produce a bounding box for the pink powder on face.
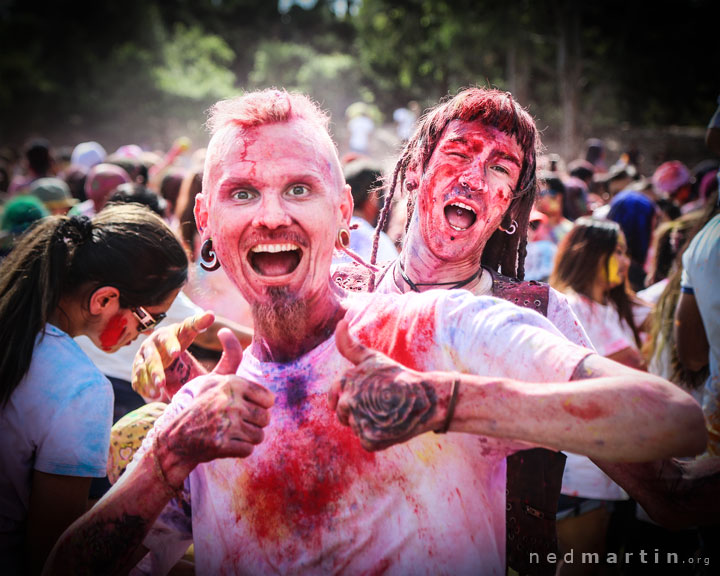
[100,314,128,351]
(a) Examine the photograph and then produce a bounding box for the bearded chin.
[251,286,307,343]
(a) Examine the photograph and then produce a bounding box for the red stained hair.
[207,89,331,137]
[372,86,542,281]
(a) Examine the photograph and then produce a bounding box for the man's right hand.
[132,311,215,402]
[160,334,275,474]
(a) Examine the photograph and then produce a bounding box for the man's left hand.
[329,319,445,451]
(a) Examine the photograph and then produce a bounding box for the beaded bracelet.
[152,434,183,500]
[435,378,460,434]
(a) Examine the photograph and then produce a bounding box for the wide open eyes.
[287,184,310,198]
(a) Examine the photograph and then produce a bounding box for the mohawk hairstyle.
[206,88,331,136]
[203,88,342,203]
[371,86,541,281]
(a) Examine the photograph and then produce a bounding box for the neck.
[250,280,346,363]
[590,281,607,304]
[396,223,486,293]
[48,298,80,337]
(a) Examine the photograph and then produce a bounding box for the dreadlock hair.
[0,203,188,406]
[371,86,541,282]
[550,217,642,348]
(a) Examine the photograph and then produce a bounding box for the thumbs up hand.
[330,319,445,451]
[133,312,214,402]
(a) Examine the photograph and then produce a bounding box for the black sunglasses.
[131,306,167,333]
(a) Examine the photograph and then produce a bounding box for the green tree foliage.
[249,40,366,124]
[0,0,716,155]
[154,24,235,101]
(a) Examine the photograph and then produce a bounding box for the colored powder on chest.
[242,398,376,541]
[355,302,437,371]
[283,375,309,416]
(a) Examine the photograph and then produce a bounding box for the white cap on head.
[71,141,107,170]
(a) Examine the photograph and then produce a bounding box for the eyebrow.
[443,137,522,167]
[494,151,522,167]
[217,177,253,193]
[444,136,468,145]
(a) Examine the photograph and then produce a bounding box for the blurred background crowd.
[1,1,719,575]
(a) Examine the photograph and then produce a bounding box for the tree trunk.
[556,0,582,160]
[507,41,530,108]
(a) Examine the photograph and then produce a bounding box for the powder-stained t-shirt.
[375,264,594,350]
[562,291,637,358]
[682,213,720,455]
[559,291,634,500]
[135,290,593,576]
[0,325,113,571]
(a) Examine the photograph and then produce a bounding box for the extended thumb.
[178,311,214,349]
[335,318,373,366]
[212,328,243,375]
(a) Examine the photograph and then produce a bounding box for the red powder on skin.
[367,558,391,576]
[99,314,128,350]
[241,396,376,542]
[562,400,607,421]
[354,302,437,371]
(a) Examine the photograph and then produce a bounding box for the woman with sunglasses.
[0,203,187,575]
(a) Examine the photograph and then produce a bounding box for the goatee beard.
[251,286,308,344]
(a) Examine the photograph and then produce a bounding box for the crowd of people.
[0,87,718,575]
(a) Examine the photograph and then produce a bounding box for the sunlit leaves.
[153,24,236,100]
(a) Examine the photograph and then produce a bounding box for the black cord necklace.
[397,259,482,293]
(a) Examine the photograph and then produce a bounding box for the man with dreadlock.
[58,89,705,576]
[333,86,594,575]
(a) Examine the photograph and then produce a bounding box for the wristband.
[435,378,460,434]
[152,434,183,500]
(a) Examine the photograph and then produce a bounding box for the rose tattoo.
[344,375,437,450]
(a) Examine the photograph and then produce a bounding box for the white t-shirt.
[393,107,417,141]
[374,264,594,350]
[347,115,375,154]
[332,216,398,267]
[563,291,637,358]
[561,291,636,500]
[0,325,113,571]
[135,290,592,575]
[681,213,720,455]
[377,270,621,499]
[636,278,669,306]
[524,240,557,282]
[76,291,203,382]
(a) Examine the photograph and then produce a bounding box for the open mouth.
[444,201,477,231]
[249,243,302,277]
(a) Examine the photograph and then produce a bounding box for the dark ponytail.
[0,204,187,406]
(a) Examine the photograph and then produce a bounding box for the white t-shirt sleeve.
[435,291,593,384]
[547,288,596,350]
[35,373,113,477]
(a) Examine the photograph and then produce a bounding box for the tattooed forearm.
[58,514,148,574]
[348,378,437,449]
